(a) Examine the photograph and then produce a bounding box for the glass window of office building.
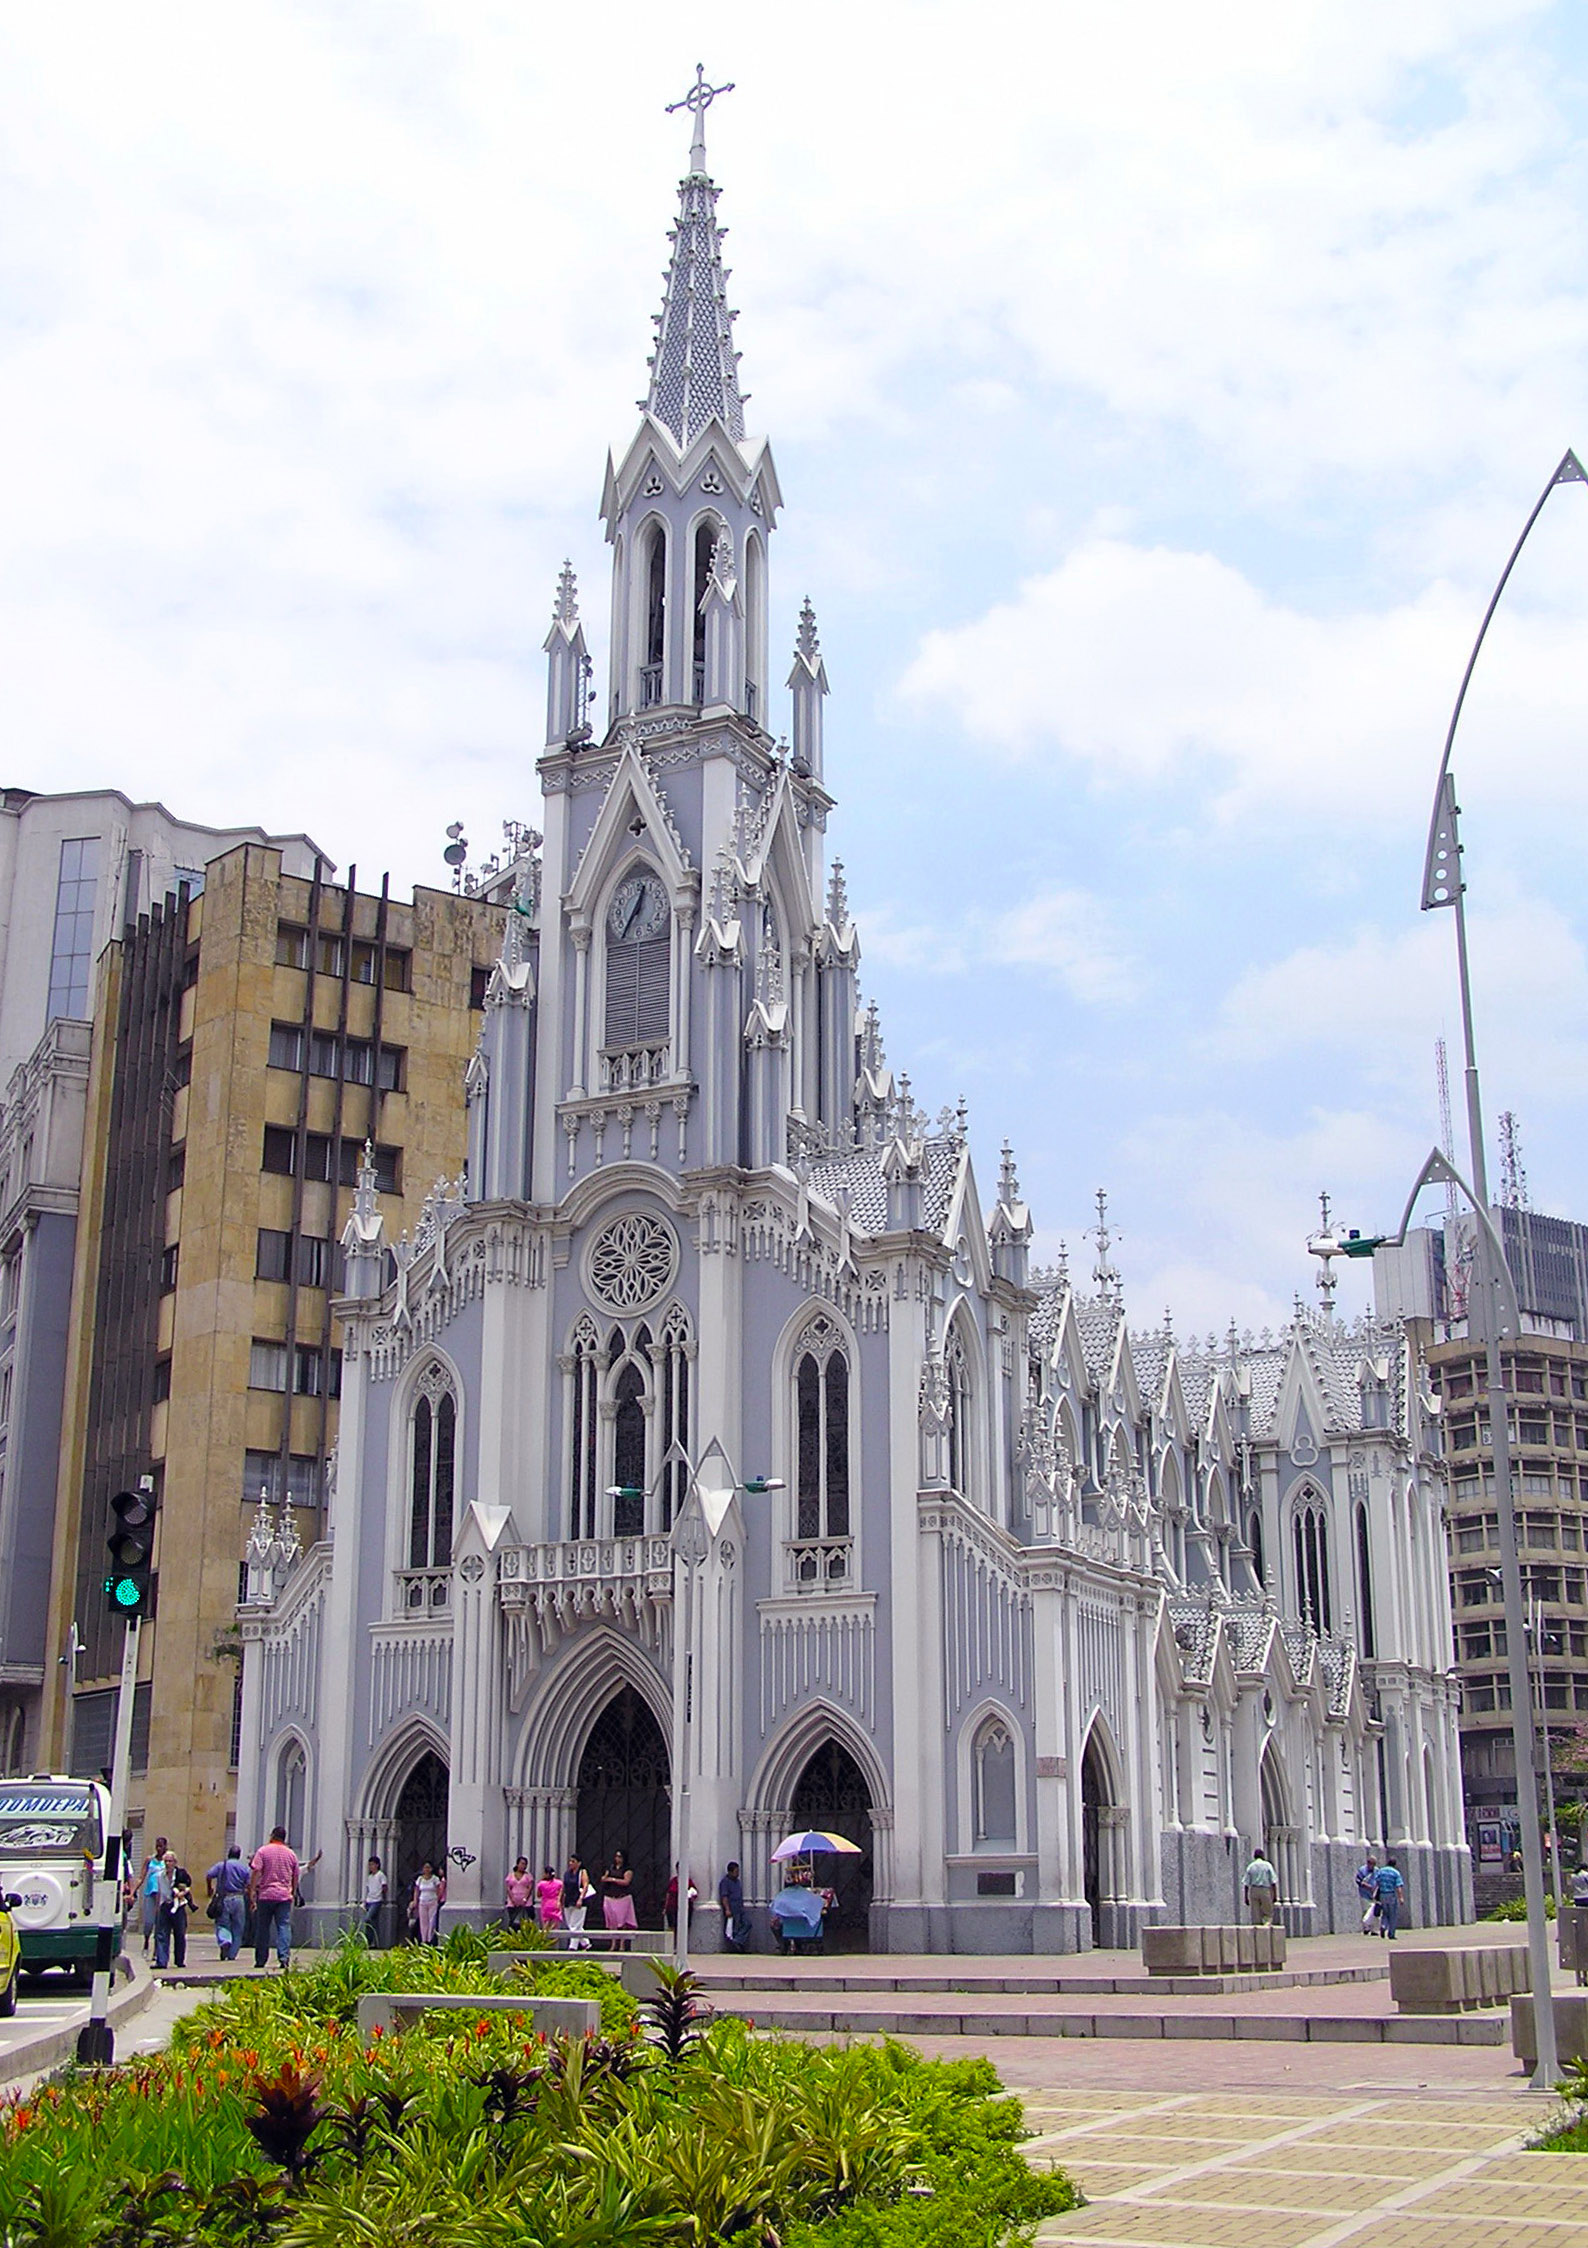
[46,837,101,1024]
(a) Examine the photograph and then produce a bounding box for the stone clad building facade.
[236,112,1470,1950]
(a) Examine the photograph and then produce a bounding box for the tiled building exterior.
[44,845,502,1865]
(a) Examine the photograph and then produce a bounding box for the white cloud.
[860,887,1137,1007]
[898,535,1588,824]
[1214,898,1588,1100]
[1101,1105,1419,1333]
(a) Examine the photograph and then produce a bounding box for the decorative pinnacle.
[553,560,579,626]
[826,858,849,926]
[1089,1188,1121,1301]
[796,596,821,663]
[998,1140,1020,1207]
[757,921,783,1007]
[666,62,734,177]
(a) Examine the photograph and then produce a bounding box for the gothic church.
[236,89,1470,1950]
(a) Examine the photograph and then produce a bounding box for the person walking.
[1242,1848,1280,1927]
[504,1857,535,1929]
[206,1846,250,1961]
[410,1859,446,1946]
[599,1849,637,1949]
[1373,1854,1406,1939]
[361,1855,388,1948]
[718,1861,750,1953]
[155,1861,193,1969]
[1355,1853,1380,1935]
[151,1852,177,1968]
[248,1826,301,1970]
[536,1864,565,1933]
[561,1854,593,1947]
[139,1837,169,1955]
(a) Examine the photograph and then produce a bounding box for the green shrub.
[0,1980,1078,2248]
[1483,1892,1557,1921]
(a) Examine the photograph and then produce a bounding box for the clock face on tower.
[607,872,669,944]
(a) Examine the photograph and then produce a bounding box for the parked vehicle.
[0,1777,119,1986]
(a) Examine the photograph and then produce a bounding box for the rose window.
[587,1212,678,1312]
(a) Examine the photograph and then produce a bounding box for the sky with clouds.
[7,0,1588,1330]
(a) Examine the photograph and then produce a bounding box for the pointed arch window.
[946,1328,972,1501]
[1248,1507,1266,1590]
[973,1718,1017,1848]
[795,1317,850,1546]
[274,1739,307,1847]
[641,523,667,706]
[1293,1494,1332,1632]
[568,1316,602,1540]
[612,1332,647,1535]
[692,519,716,703]
[657,1302,691,1532]
[1355,1500,1376,1657]
[409,1373,456,1567]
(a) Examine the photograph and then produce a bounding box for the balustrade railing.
[396,1568,450,1615]
[598,1042,671,1093]
[639,663,663,708]
[786,1537,854,1591]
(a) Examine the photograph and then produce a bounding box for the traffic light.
[104,1489,154,1618]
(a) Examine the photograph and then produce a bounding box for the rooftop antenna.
[443,821,468,892]
[1314,1190,1338,1319]
[1498,1110,1530,1212]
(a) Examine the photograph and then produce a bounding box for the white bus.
[0,1776,121,1984]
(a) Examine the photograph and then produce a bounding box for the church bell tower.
[597,67,781,733]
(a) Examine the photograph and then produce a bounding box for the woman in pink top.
[503,1856,535,1928]
[535,1865,564,1931]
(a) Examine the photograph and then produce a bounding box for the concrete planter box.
[1141,1925,1285,1975]
[1390,1946,1529,2014]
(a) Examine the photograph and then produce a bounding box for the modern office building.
[43,843,504,1865]
[0,786,323,1086]
[1376,1217,1588,1839]
[0,789,325,1776]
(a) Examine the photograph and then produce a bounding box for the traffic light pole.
[77,1612,139,2066]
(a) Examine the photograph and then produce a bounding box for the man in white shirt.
[1242,1850,1280,1926]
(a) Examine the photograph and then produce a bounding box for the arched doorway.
[789,1738,873,1949]
[575,1687,670,1929]
[394,1750,450,1907]
[1080,1734,1106,1945]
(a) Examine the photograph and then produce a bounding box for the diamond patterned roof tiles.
[647,169,746,448]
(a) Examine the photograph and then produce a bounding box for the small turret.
[788,599,829,779]
[544,562,590,748]
[340,1141,386,1300]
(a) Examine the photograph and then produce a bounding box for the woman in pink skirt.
[535,1864,564,1932]
[600,1850,637,1949]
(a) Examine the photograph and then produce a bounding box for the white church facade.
[235,93,1471,1952]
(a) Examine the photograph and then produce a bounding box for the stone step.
[692,1963,1389,1998]
[704,1990,1507,2045]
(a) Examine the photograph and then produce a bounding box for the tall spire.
[647,68,746,448]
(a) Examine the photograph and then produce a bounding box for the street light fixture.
[1414,453,1586,2087]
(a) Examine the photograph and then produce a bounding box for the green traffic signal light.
[105,1489,154,1618]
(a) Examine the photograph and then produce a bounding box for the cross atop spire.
[666,63,734,176]
[646,71,746,446]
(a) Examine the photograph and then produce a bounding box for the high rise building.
[43,843,504,1863]
[1376,1221,1588,1843]
[0,789,324,1774]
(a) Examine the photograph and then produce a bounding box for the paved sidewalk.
[1022,2087,1584,2246]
